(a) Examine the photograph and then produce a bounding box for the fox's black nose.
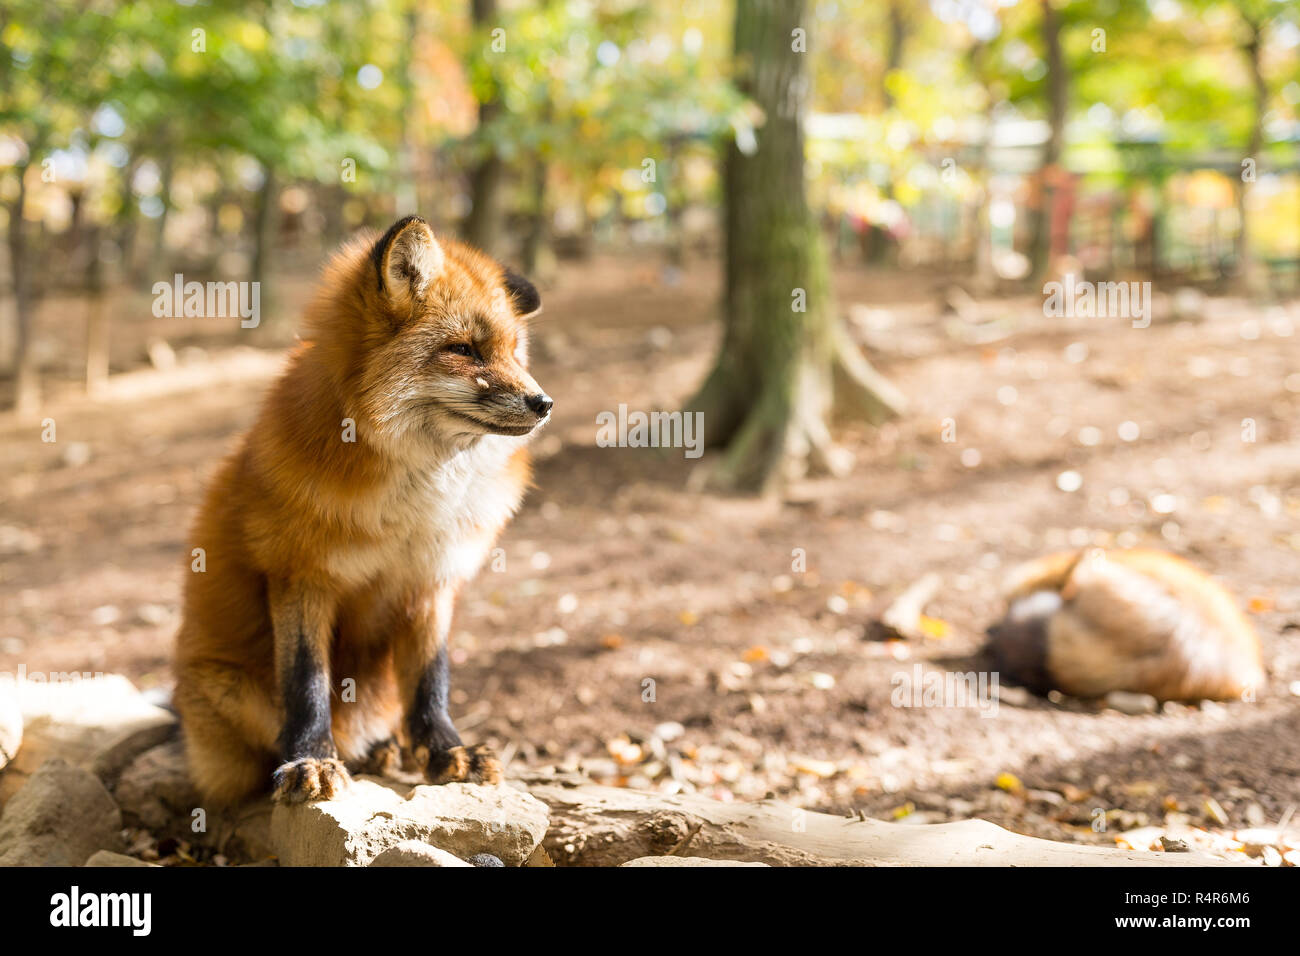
[525,393,553,418]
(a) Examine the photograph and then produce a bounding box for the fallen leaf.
[918,615,951,639]
[790,755,838,778]
[1123,780,1158,798]
[1204,797,1230,826]
[891,801,916,820]
[1248,596,1274,614]
[606,737,643,766]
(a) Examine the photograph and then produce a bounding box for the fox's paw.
[421,743,503,786]
[272,756,350,803]
[355,736,403,777]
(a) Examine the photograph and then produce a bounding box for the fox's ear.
[372,215,443,307]
[502,267,541,319]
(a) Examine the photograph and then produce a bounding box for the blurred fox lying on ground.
[987,548,1264,702]
[173,216,552,805]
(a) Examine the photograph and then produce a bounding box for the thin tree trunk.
[145,153,174,282]
[688,0,904,494]
[252,164,277,287]
[664,141,685,268]
[115,155,141,280]
[882,1,906,112]
[84,223,109,396]
[1029,0,1066,281]
[1238,21,1265,296]
[395,6,421,218]
[969,41,997,292]
[7,163,39,414]
[866,0,908,264]
[463,0,506,255]
[521,154,548,276]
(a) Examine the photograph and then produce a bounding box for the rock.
[520,773,1242,867]
[621,856,770,867]
[369,842,471,867]
[0,674,175,808]
[524,844,554,867]
[92,723,180,790]
[1171,287,1206,323]
[221,801,276,861]
[993,685,1032,708]
[0,758,125,865]
[113,739,200,832]
[271,777,549,867]
[146,338,177,370]
[1027,789,1065,807]
[467,853,504,867]
[0,687,20,771]
[1105,691,1159,716]
[133,603,172,627]
[85,850,160,867]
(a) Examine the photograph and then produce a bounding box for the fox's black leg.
[396,588,502,786]
[269,581,349,802]
[408,647,502,785]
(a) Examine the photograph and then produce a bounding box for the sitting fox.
[173,216,552,804]
[986,548,1265,702]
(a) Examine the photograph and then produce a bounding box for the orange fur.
[993,549,1265,701]
[173,218,549,804]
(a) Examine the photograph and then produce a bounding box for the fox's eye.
[445,343,477,359]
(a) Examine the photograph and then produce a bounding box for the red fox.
[986,548,1265,702]
[173,216,551,805]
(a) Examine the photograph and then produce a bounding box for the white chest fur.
[323,436,525,590]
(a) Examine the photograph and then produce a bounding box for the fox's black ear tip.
[370,216,434,292]
[502,267,541,316]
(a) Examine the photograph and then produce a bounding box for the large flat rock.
[523,776,1245,867]
[0,674,175,808]
[271,777,549,867]
[0,758,125,866]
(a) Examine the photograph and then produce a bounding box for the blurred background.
[2,0,1299,858]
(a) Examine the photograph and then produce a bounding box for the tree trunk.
[688,0,904,494]
[1028,0,1066,281]
[462,0,506,256]
[7,163,39,414]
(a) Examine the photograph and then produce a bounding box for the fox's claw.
[421,743,503,786]
[272,756,350,803]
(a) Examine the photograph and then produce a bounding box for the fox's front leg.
[269,578,349,802]
[397,587,502,785]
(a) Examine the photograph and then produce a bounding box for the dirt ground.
[2,253,1298,859]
